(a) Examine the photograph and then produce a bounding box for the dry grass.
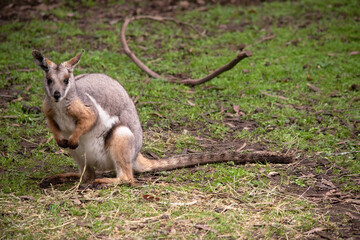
[1,170,333,239]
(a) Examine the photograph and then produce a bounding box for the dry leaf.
[225,122,235,128]
[73,198,82,205]
[233,105,240,114]
[268,171,280,177]
[194,224,219,233]
[304,227,326,235]
[306,72,312,80]
[25,85,32,92]
[12,97,23,103]
[143,194,160,202]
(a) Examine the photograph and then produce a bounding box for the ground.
[0,0,359,239]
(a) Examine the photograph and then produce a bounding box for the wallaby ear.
[32,49,55,72]
[62,50,84,72]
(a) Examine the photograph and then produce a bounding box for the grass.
[0,0,359,239]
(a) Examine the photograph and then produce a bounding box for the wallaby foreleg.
[66,99,96,149]
[43,100,69,148]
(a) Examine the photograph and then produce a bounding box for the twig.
[328,150,359,156]
[306,83,321,92]
[245,34,276,49]
[255,34,276,44]
[256,34,276,44]
[121,15,252,86]
[260,90,289,100]
[19,137,38,146]
[0,115,19,119]
[297,186,311,200]
[170,200,198,206]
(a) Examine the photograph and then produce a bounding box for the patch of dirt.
[0,85,23,109]
[0,0,278,23]
[279,156,360,239]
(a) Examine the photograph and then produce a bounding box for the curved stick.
[120,15,252,86]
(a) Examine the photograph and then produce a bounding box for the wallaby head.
[32,50,84,103]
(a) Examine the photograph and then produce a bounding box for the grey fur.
[74,73,143,154]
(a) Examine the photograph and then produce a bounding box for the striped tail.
[133,151,294,173]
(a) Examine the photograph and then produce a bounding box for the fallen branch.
[121,15,252,86]
[170,51,252,86]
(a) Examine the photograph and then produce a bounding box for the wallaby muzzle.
[53,91,61,102]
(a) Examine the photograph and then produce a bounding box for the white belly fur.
[53,103,76,136]
[60,94,120,171]
[74,129,112,170]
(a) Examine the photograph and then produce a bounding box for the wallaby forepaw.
[68,139,79,149]
[57,139,69,148]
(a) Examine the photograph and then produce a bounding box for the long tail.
[133,151,294,173]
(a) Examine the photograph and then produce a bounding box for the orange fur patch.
[43,99,64,144]
[66,98,96,148]
[45,58,55,68]
[106,127,135,183]
[63,51,83,69]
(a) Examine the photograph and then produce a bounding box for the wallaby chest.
[52,101,76,136]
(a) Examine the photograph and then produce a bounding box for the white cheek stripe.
[86,93,119,128]
[62,81,71,100]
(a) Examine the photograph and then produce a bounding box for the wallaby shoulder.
[73,73,133,112]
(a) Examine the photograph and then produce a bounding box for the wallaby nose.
[54,91,61,101]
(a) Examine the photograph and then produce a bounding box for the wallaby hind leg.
[91,126,136,187]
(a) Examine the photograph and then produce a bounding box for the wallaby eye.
[64,78,69,84]
[47,78,52,85]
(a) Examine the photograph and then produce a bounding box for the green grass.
[0,0,359,239]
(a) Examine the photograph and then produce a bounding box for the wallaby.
[32,50,293,188]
